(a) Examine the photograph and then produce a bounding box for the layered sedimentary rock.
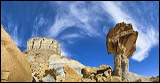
[26,37,60,55]
[106,22,138,80]
[24,39,116,82]
[1,25,32,82]
[106,22,152,82]
[107,22,138,58]
[24,37,85,82]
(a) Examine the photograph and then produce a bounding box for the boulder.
[81,64,112,82]
[49,55,85,79]
[111,76,122,82]
[56,75,63,82]
[81,78,96,82]
[62,65,82,82]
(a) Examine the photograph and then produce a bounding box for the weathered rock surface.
[150,76,159,82]
[1,25,32,82]
[26,37,60,55]
[111,76,122,82]
[62,65,82,82]
[106,22,138,80]
[106,22,138,58]
[127,72,151,82]
[1,22,157,82]
[24,37,85,82]
[49,54,85,79]
[81,65,113,82]
[106,22,152,82]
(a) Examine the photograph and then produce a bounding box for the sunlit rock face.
[106,22,138,79]
[106,22,152,82]
[26,37,61,55]
[24,37,85,82]
[1,25,32,82]
[106,22,138,58]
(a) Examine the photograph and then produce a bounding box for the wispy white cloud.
[61,48,70,57]
[48,15,76,38]
[61,33,82,44]
[132,26,159,61]
[101,1,159,62]
[44,1,159,61]
[47,1,105,56]
[31,16,47,37]
[10,25,23,47]
[60,43,71,58]
[48,1,102,39]
[5,16,23,47]
[61,33,81,40]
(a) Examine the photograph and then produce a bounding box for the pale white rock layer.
[49,55,85,79]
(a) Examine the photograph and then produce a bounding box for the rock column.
[106,22,138,81]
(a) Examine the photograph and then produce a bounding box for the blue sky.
[1,1,159,77]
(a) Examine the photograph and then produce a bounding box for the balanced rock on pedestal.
[106,22,152,82]
[106,22,138,80]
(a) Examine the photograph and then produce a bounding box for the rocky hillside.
[23,37,86,82]
[1,23,159,82]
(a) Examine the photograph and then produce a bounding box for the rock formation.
[81,65,121,82]
[1,25,32,82]
[62,65,82,82]
[23,37,118,82]
[26,37,60,55]
[1,22,158,82]
[107,22,138,80]
[150,76,159,82]
[106,22,152,82]
[23,37,85,82]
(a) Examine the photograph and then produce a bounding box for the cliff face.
[24,37,117,82]
[26,37,60,55]
[24,37,85,82]
[1,25,32,82]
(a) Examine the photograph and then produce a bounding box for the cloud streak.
[48,1,159,60]
[61,33,81,40]
[5,1,157,60]
[47,1,105,57]
[5,15,23,47]
[101,1,159,62]
[48,1,103,39]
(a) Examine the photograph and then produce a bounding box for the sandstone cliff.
[23,37,85,82]
[26,37,60,55]
[1,25,32,82]
[23,37,121,82]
